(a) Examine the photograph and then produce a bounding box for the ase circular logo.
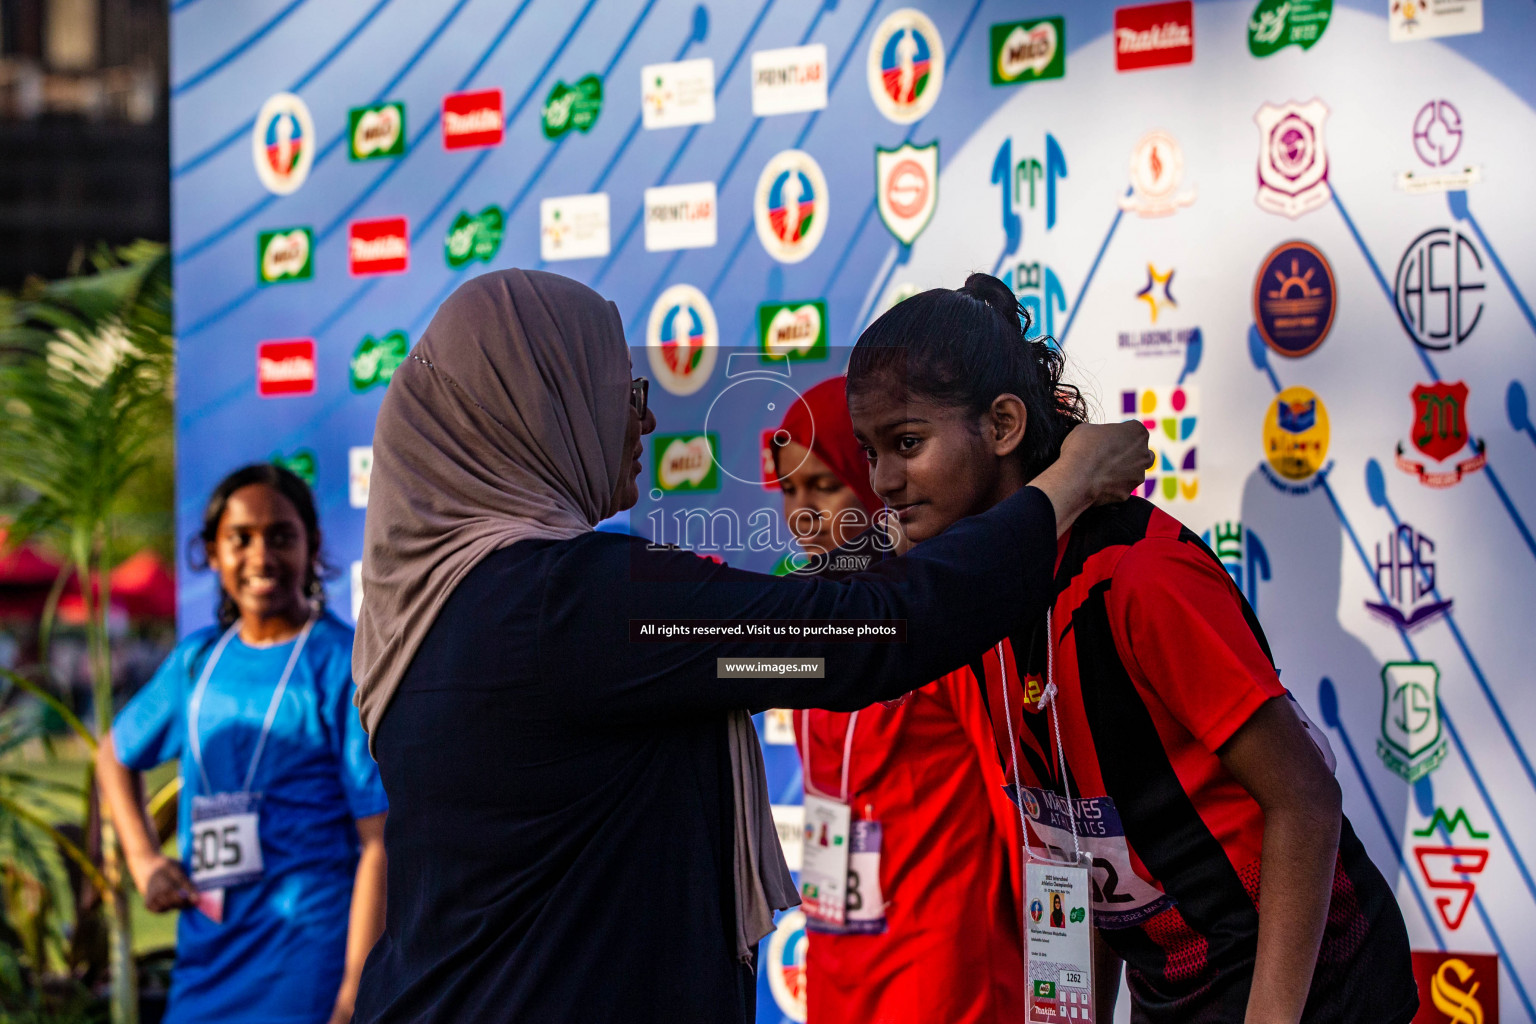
[766,910,808,1022]
[867,9,944,124]
[1253,241,1336,358]
[1394,227,1485,351]
[646,284,718,396]
[1263,386,1330,482]
[252,92,315,195]
[754,150,829,264]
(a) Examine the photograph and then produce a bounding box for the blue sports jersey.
[114,610,387,1024]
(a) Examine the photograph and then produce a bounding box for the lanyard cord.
[799,708,860,804]
[188,615,317,796]
[1000,608,1082,865]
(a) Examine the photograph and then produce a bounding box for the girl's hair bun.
[961,272,1032,341]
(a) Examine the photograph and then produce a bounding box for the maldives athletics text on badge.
[349,217,409,276]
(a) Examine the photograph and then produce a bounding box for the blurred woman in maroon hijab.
[773,376,1026,1024]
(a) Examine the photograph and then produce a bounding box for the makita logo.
[442,89,503,149]
[1115,1,1195,70]
[257,339,316,397]
[349,217,409,275]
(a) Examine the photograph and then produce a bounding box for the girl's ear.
[987,394,1029,458]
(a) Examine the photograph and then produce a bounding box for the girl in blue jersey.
[97,464,388,1024]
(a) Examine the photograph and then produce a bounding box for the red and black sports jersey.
[972,498,1415,1024]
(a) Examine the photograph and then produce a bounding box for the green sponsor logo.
[652,432,719,493]
[348,101,406,160]
[257,227,313,285]
[1069,906,1085,923]
[350,330,409,393]
[445,205,504,269]
[1248,0,1331,57]
[757,300,828,362]
[1033,981,1056,999]
[541,74,603,139]
[989,17,1065,85]
[270,448,316,487]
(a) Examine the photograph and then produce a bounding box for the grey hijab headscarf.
[352,268,795,960]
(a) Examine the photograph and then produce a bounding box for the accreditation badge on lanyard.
[798,710,887,934]
[999,613,1095,1024]
[186,616,315,905]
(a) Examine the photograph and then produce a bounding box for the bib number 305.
[189,793,264,889]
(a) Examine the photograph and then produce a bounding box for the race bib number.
[1014,786,1173,928]
[800,794,852,929]
[189,792,264,889]
[842,818,887,935]
[1026,857,1095,1023]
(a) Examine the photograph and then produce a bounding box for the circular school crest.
[766,910,809,1022]
[646,284,718,396]
[252,93,315,195]
[754,150,829,264]
[867,9,945,124]
[1254,241,1336,358]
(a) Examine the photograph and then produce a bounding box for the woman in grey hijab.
[352,269,1149,1023]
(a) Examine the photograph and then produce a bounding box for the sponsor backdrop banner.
[172,2,1533,1021]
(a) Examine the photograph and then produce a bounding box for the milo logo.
[757,300,828,362]
[348,102,405,160]
[350,330,409,393]
[990,17,1065,85]
[269,448,316,487]
[541,74,603,140]
[445,205,504,269]
[653,433,720,493]
[257,227,312,285]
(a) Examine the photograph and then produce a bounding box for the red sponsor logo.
[1115,1,1194,71]
[257,339,316,397]
[442,89,503,149]
[1413,845,1488,930]
[1410,951,1498,1024]
[349,217,410,276]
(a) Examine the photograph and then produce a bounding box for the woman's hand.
[1030,420,1153,536]
[132,853,199,912]
[1061,420,1154,506]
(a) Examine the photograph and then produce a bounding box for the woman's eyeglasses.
[630,377,649,420]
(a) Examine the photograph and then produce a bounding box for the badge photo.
[867,8,944,124]
[875,142,938,246]
[754,150,828,264]
[647,284,719,396]
[252,92,314,195]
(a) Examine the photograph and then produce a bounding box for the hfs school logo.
[867,9,944,123]
[755,150,828,264]
[252,93,314,195]
[1396,381,1486,487]
[647,284,718,396]
[1377,661,1446,782]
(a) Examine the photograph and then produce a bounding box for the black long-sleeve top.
[354,485,1057,1024]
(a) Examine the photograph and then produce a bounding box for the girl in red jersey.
[842,275,1416,1024]
[772,376,1027,1024]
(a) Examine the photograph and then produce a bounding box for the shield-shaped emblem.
[1253,99,1330,218]
[876,142,938,245]
[1411,381,1469,462]
[1380,662,1441,761]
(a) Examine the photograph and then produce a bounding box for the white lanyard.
[1000,609,1082,865]
[187,615,316,796]
[799,708,860,804]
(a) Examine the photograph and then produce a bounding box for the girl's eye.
[861,447,878,465]
[897,435,921,453]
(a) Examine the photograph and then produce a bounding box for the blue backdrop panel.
[171,2,1536,1021]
